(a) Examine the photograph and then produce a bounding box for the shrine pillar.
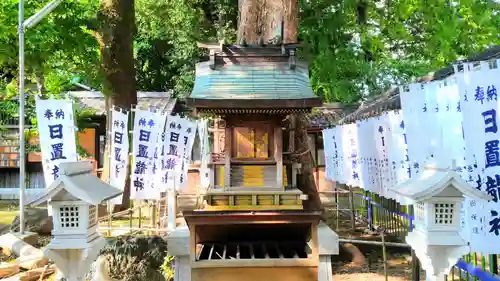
[274,126,283,189]
[166,226,191,281]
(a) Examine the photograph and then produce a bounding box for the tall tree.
[299,0,500,103]
[238,0,298,44]
[237,0,323,211]
[97,0,137,107]
[97,0,137,207]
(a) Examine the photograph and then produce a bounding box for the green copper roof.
[190,61,317,100]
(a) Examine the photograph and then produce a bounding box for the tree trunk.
[237,0,298,44]
[98,0,137,209]
[35,71,44,97]
[237,0,322,211]
[295,115,323,211]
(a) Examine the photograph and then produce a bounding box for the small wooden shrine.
[184,42,324,281]
[187,43,321,210]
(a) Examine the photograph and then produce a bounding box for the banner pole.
[107,101,113,236]
[18,0,26,234]
[167,174,177,231]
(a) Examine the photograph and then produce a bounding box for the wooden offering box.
[184,210,321,281]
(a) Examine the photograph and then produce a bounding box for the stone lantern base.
[46,236,107,281]
[406,232,469,281]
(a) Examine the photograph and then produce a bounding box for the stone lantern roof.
[27,161,122,206]
[390,167,492,204]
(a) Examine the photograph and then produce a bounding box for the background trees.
[2,0,498,106]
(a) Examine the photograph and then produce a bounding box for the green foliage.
[299,0,500,103]
[0,99,18,122]
[0,0,101,125]
[134,0,237,96]
[134,0,205,95]
[161,255,176,281]
[0,0,101,89]
[0,0,101,154]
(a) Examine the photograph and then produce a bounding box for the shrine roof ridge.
[197,42,302,53]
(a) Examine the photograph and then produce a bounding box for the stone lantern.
[26,161,123,281]
[389,164,492,281]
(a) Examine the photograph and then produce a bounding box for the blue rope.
[455,259,500,281]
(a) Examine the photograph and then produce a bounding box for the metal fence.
[340,186,500,281]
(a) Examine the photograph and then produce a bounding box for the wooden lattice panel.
[88,205,97,228]
[215,165,289,188]
[434,203,455,225]
[205,190,305,211]
[59,206,80,228]
[197,241,309,261]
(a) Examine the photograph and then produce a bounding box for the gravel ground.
[0,251,14,263]
[334,272,411,281]
[326,211,426,281]
[333,256,426,281]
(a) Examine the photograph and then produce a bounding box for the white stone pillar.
[48,237,107,281]
[166,226,191,281]
[318,255,333,281]
[317,222,339,281]
[167,190,177,231]
[406,232,470,281]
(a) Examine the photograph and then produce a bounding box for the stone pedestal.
[166,226,191,281]
[47,237,107,281]
[1,231,39,256]
[317,222,339,281]
[406,232,469,281]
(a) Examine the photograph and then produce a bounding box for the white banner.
[400,84,426,177]
[109,107,130,204]
[161,116,189,191]
[364,118,378,193]
[345,123,360,187]
[130,109,164,200]
[198,119,211,189]
[422,82,441,164]
[387,110,411,204]
[160,116,197,192]
[35,97,78,216]
[376,114,391,197]
[458,61,500,254]
[322,127,333,181]
[35,97,78,187]
[335,126,346,184]
[179,120,197,191]
[151,112,167,197]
